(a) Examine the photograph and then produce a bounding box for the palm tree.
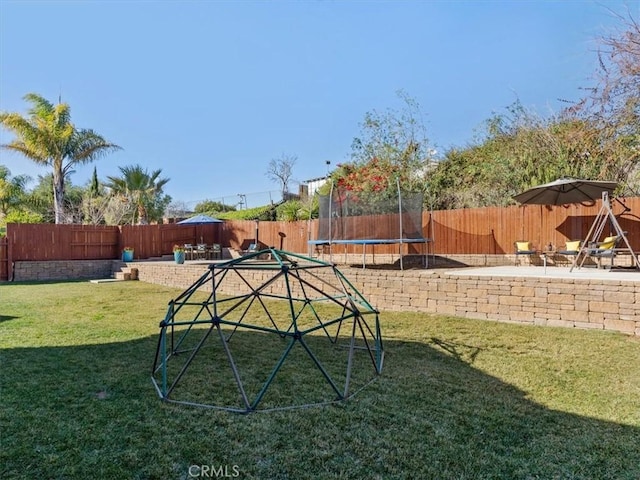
[0,93,121,223]
[106,164,170,225]
[0,165,30,219]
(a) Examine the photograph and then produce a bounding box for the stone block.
[589,301,619,314]
[499,295,522,306]
[604,319,635,334]
[547,293,574,305]
[547,319,575,329]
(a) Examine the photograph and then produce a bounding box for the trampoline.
[310,180,431,269]
[309,238,431,269]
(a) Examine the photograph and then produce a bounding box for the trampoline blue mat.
[309,238,430,245]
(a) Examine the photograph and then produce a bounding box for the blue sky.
[0,0,635,210]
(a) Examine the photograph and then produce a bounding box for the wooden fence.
[223,219,313,253]
[4,225,120,261]
[2,196,639,281]
[119,223,221,259]
[1,223,223,280]
[0,236,7,281]
[430,196,640,255]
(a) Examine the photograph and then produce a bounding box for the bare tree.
[568,8,640,193]
[81,195,111,225]
[589,8,640,120]
[103,196,134,226]
[166,200,190,219]
[266,153,297,200]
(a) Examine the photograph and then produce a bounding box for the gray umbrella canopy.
[177,214,223,224]
[513,178,618,205]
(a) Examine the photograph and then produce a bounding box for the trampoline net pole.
[329,181,334,264]
[397,178,404,271]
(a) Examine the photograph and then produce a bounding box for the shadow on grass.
[430,336,481,362]
[1,331,638,479]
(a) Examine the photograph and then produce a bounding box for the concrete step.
[112,265,139,281]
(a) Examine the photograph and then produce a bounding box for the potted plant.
[173,245,185,264]
[122,246,134,262]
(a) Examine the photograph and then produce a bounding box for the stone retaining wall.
[12,260,115,281]
[8,260,639,336]
[130,261,640,336]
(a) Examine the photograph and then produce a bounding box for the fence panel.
[121,225,160,259]
[119,223,222,259]
[6,224,120,261]
[428,197,640,254]
[221,220,312,253]
[70,227,120,259]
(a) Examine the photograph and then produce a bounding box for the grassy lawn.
[1,280,639,479]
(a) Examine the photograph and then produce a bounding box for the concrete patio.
[447,265,640,282]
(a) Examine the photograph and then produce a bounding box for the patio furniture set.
[183,243,222,260]
[514,236,628,272]
[513,178,639,272]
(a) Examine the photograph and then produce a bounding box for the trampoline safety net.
[316,188,425,241]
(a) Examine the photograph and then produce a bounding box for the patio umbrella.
[513,178,618,206]
[177,214,223,224]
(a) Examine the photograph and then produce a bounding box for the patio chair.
[240,243,258,256]
[586,234,624,269]
[556,240,582,266]
[196,243,207,260]
[514,241,536,266]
